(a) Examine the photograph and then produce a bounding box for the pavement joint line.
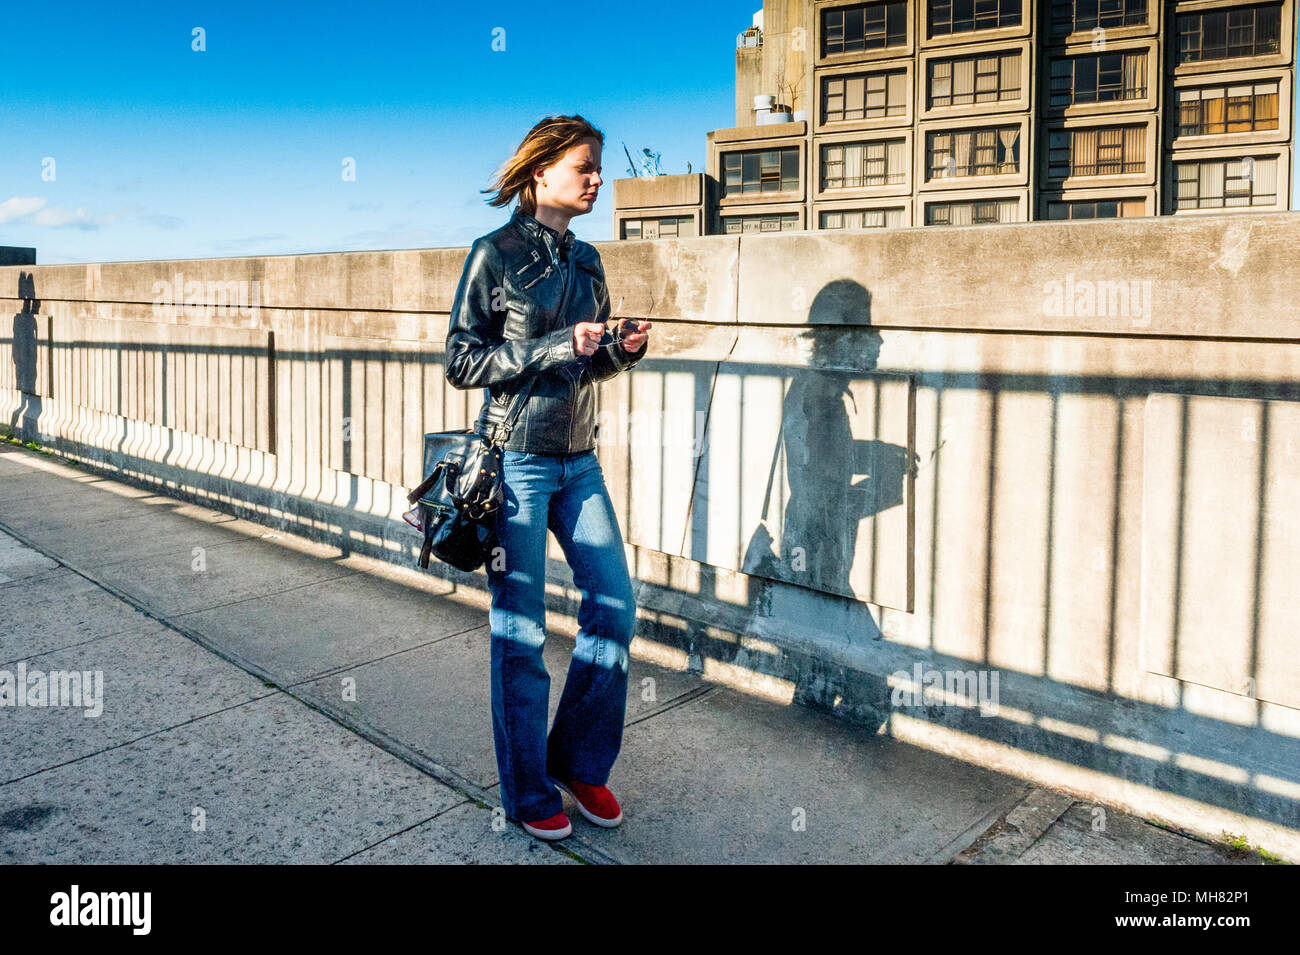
[0,565,74,587]
[0,688,285,787]
[272,623,494,690]
[0,522,319,581]
[0,623,168,669]
[0,472,131,493]
[60,528,329,575]
[162,567,366,618]
[925,783,1036,865]
[0,487,100,507]
[1,502,239,536]
[0,512,620,865]
[623,683,719,727]
[328,798,478,864]
[949,785,1079,864]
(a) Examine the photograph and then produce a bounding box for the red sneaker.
[521,811,572,841]
[555,780,624,827]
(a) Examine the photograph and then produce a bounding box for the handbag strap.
[485,374,538,446]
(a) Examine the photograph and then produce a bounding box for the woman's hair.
[482,115,604,215]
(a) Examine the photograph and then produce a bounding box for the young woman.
[443,115,652,841]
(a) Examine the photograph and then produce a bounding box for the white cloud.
[32,206,102,229]
[0,196,117,230]
[0,197,47,224]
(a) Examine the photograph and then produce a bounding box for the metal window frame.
[1176,3,1282,63]
[822,1,909,55]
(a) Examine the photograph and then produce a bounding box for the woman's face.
[534,138,603,217]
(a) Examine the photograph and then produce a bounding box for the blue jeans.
[487,448,638,822]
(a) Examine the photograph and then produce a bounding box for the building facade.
[611,0,1295,236]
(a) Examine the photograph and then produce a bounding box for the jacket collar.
[512,208,575,258]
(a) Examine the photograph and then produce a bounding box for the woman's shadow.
[742,279,916,618]
[10,271,41,439]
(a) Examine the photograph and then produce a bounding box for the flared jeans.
[486,448,638,822]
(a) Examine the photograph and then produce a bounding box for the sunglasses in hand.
[608,318,651,349]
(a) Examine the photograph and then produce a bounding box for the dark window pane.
[1177,4,1282,63]
[721,147,801,196]
[928,0,1022,36]
[822,2,909,54]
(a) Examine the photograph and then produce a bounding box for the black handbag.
[406,379,536,572]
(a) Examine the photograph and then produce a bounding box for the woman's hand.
[572,321,604,356]
[619,319,652,354]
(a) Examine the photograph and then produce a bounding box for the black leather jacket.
[444,208,646,453]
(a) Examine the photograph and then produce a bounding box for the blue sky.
[0,0,759,263]
[2,2,1295,264]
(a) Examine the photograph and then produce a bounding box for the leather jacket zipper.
[515,248,541,275]
[568,366,577,449]
[522,264,552,289]
[516,249,553,290]
[513,229,579,451]
[554,252,577,450]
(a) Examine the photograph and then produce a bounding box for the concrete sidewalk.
[0,443,1262,864]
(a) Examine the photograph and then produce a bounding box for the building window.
[824,70,907,122]
[925,198,1021,224]
[822,2,908,55]
[928,51,1021,108]
[926,126,1020,179]
[720,213,801,233]
[1049,51,1147,107]
[1047,125,1145,178]
[1177,81,1280,136]
[621,217,697,240]
[1177,4,1282,64]
[822,139,908,188]
[820,208,906,228]
[1175,156,1278,207]
[1046,198,1146,218]
[1049,0,1148,36]
[928,0,1022,37]
[721,148,800,196]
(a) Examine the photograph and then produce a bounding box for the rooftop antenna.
[622,143,666,178]
[639,148,663,177]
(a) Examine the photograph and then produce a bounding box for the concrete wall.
[611,174,706,240]
[4,210,1300,856]
[751,0,814,118]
